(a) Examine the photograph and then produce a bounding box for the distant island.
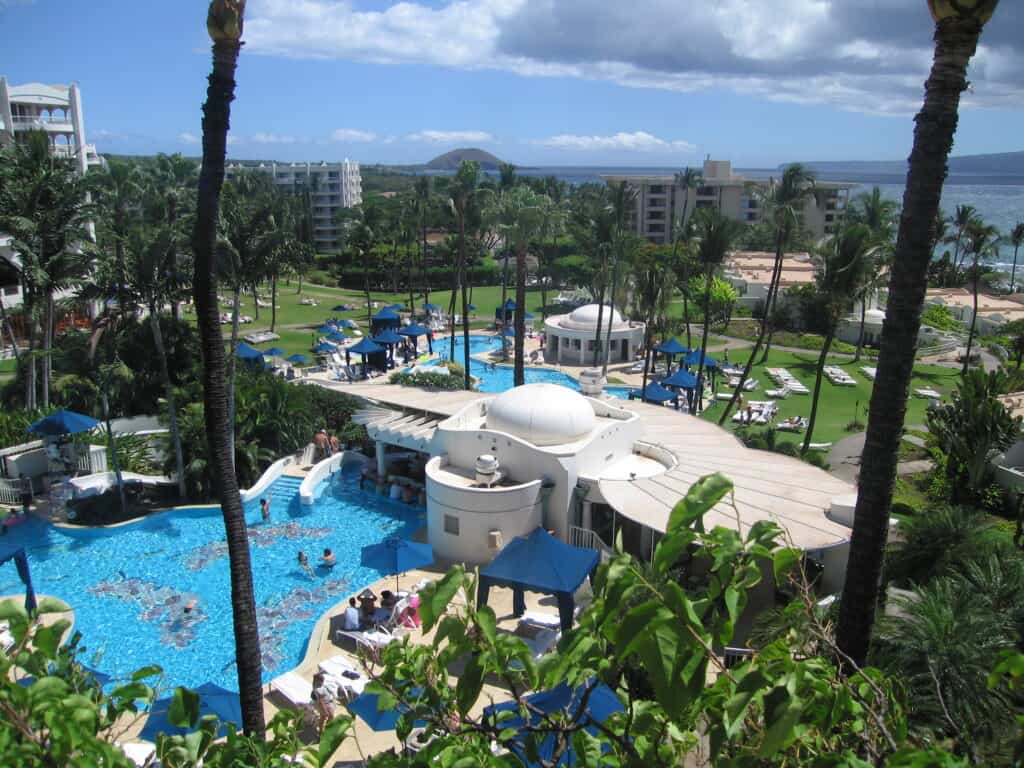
[425,148,504,171]
[790,150,1024,178]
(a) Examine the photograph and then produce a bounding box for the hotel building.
[603,158,854,245]
[226,160,362,254]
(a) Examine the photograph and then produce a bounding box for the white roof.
[557,304,627,331]
[486,383,596,446]
[8,82,71,106]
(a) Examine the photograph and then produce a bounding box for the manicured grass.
[0,358,15,375]
[700,349,959,447]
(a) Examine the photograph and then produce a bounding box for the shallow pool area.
[428,335,627,397]
[0,471,420,692]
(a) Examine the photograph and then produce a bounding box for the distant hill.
[789,150,1024,178]
[425,148,503,171]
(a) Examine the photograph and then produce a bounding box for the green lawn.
[0,358,15,375]
[700,349,958,447]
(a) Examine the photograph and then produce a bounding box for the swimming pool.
[429,334,628,397]
[0,471,420,691]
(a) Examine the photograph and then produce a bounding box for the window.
[3,285,18,296]
[695,200,714,209]
[746,212,757,221]
[573,339,581,349]
[647,223,665,233]
[697,186,715,196]
[648,184,665,194]
[647,210,664,220]
[444,514,459,535]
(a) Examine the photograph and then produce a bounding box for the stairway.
[265,475,302,512]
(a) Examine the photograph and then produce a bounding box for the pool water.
[0,471,420,691]
[429,334,627,397]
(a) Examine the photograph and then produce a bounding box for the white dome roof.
[486,383,596,446]
[558,304,627,331]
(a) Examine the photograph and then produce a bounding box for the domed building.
[544,304,645,366]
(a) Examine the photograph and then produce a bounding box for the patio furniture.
[270,671,313,707]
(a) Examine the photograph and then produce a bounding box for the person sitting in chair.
[342,597,361,630]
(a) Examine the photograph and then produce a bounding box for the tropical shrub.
[389,370,465,391]
[920,303,961,332]
[885,503,999,587]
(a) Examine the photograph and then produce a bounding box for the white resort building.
[346,381,858,634]
[603,157,854,245]
[543,304,645,366]
[226,160,362,254]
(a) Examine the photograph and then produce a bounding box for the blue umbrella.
[286,354,308,364]
[263,347,286,357]
[327,331,348,342]
[361,537,434,589]
[313,342,338,353]
[501,326,517,338]
[372,328,404,345]
[18,663,110,688]
[347,689,426,731]
[372,308,401,321]
[399,323,430,338]
[386,303,407,312]
[339,319,359,328]
[524,312,535,319]
[349,337,384,356]
[331,305,348,312]
[684,350,718,369]
[139,683,242,741]
[630,382,677,403]
[235,342,265,360]
[654,338,688,357]
[466,303,478,311]
[503,299,517,310]
[27,409,100,436]
[485,682,623,766]
[316,324,337,334]
[421,303,442,313]
[662,368,697,389]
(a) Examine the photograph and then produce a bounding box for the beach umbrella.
[327,331,348,342]
[339,319,359,328]
[421,303,442,314]
[349,337,384,356]
[347,689,426,732]
[139,683,242,741]
[331,304,348,311]
[313,342,338,353]
[684,350,718,369]
[630,381,677,403]
[263,347,286,357]
[235,342,265,361]
[285,354,308,364]
[503,298,517,310]
[27,409,100,436]
[654,337,688,358]
[316,324,337,334]
[371,328,404,345]
[372,307,401,321]
[399,323,430,338]
[360,536,434,591]
[662,368,697,389]
[467,303,477,311]
[501,326,516,338]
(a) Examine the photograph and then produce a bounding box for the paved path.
[827,429,933,484]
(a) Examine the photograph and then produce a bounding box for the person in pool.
[321,548,336,567]
[297,550,314,576]
[260,498,270,522]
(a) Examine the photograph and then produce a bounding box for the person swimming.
[297,550,314,576]
[320,548,336,567]
[260,498,270,522]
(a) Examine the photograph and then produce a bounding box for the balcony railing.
[11,114,72,129]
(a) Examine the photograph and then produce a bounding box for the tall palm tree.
[535,195,565,323]
[633,245,675,397]
[802,224,878,452]
[837,0,1000,669]
[961,217,999,375]
[692,209,739,413]
[497,163,517,350]
[1008,221,1024,293]
[413,175,433,306]
[852,249,891,362]
[191,0,265,737]
[848,186,899,241]
[948,203,977,277]
[448,161,481,390]
[502,187,545,385]
[718,165,814,425]
[603,182,638,376]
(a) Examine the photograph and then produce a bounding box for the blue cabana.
[662,368,697,389]
[654,337,688,359]
[485,681,623,766]
[496,298,517,325]
[312,342,338,353]
[140,683,241,741]
[372,328,404,346]
[684,350,718,369]
[285,354,308,364]
[421,303,442,314]
[629,381,678,403]
[316,324,337,334]
[399,322,432,353]
[235,342,265,361]
[371,307,402,336]
[0,541,37,613]
[263,347,286,357]
[350,338,384,356]
[477,528,598,631]
[27,409,99,436]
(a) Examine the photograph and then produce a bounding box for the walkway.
[827,428,933,485]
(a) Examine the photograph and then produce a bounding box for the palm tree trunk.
[500,241,511,361]
[836,15,985,669]
[251,285,259,321]
[602,256,619,376]
[514,245,527,386]
[459,219,472,391]
[694,265,714,414]
[41,291,54,409]
[962,256,979,376]
[421,222,430,306]
[759,236,786,363]
[102,393,127,517]
[802,328,834,453]
[0,297,19,363]
[640,326,652,401]
[150,307,186,500]
[854,299,867,362]
[1012,244,1020,293]
[407,241,416,313]
[227,289,240,472]
[25,296,37,410]
[270,275,277,332]
[190,26,266,738]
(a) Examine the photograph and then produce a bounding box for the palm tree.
[718,165,814,425]
[1008,221,1024,292]
[602,182,638,376]
[413,175,433,306]
[947,203,977,278]
[501,187,545,385]
[848,186,899,241]
[961,217,999,375]
[802,224,877,452]
[448,161,482,390]
[191,0,265,737]
[496,163,517,350]
[836,0,1000,670]
[633,245,675,397]
[852,251,890,362]
[535,195,565,323]
[691,209,740,413]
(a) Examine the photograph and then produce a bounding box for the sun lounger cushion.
[270,671,313,707]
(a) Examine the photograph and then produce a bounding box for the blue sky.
[3,0,1022,168]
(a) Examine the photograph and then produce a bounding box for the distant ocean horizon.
[499,165,1024,262]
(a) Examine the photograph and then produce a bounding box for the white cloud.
[177,132,200,145]
[406,129,494,144]
[242,0,1024,115]
[249,132,302,144]
[536,131,695,153]
[330,128,377,142]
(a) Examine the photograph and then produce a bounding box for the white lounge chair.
[318,655,368,699]
[519,610,561,629]
[270,671,313,707]
[116,742,156,768]
[335,627,398,653]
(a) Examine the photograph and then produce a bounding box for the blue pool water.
[429,334,628,397]
[0,472,420,691]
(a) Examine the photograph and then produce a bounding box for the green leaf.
[666,473,732,534]
[169,686,200,728]
[758,689,804,757]
[0,598,28,625]
[772,547,802,584]
[34,596,70,615]
[32,624,62,658]
[28,676,70,701]
[476,605,497,645]
[131,665,163,681]
[456,654,485,715]
[419,565,464,633]
[317,715,352,765]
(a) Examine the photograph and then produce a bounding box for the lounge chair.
[807,442,832,451]
[518,610,561,629]
[1,622,15,654]
[318,655,368,699]
[335,627,399,653]
[270,671,313,708]
[116,742,156,768]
